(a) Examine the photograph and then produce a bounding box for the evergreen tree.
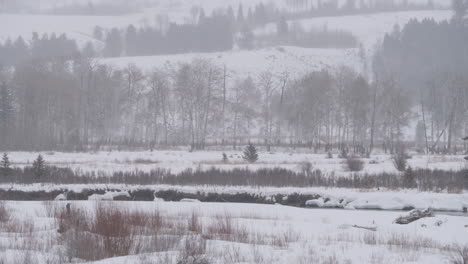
[452,0,467,25]
[0,153,11,177]
[32,155,45,179]
[198,8,206,23]
[93,26,104,40]
[243,143,259,163]
[125,24,138,56]
[104,28,123,57]
[237,4,244,23]
[82,41,96,58]
[403,166,417,188]
[277,16,289,37]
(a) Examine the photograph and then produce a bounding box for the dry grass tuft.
[0,201,10,222]
[451,245,468,264]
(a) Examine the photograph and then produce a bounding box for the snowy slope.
[0,7,452,47]
[98,46,360,78]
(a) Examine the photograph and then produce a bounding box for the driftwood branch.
[352,225,377,231]
[394,208,433,225]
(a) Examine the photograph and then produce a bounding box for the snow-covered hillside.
[0,8,453,78]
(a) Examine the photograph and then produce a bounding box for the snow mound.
[88,191,130,201]
[55,193,67,201]
[154,197,165,202]
[305,198,324,208]
[180,198,201,203]
[306,198,345,208]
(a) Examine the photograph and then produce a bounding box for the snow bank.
[1,182,467,212]
[88,191,130,201]
[154,197,164,202]
[179,198,201,203]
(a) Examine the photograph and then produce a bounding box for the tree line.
[374,1,468,153]
[0,55,413,153]
[99,13,233,57]
[0,1,466,153]
[0,33,80,66]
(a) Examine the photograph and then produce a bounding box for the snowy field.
[6,150,467,175]
[99,46,360,79]
[0,200,466,264]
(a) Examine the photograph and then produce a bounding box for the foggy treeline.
[0,1,467,153]
[0,0,439,62]
[0,0,440,16]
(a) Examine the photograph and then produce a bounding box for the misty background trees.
[0,1,466,154]
[0,0,439,62]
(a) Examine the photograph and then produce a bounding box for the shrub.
[300,161,313,176]
[242,143,258,163]
[222,153,228,163]
[451,245,468,264]
[346,156,364,172]
[339,148,348,158]
[91,204,134,257]
[392,151,409,172]
[0,201,10,222]
[188,211,202,233]
[177,235,209,264]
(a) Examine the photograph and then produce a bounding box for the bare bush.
[3,217,34,233]
[270,227,301,249]
[0,164,466,191]
[92,204,135,258]
[177,235,209,264]
[346,156,364,172]
[392,151,409,172]
[451,245,468,264]
[361,232,377,245]
[300,161,313,176]
[205,212,249,243]
[188,211,202,233]
[385,233,438,250]
[0,201,10,222]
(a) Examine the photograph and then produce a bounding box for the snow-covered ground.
[0,200,466,263]
[6,150,467,175]
[99,46,360,79]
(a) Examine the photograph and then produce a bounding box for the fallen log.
[394,208,433,225]
[352,225,377,231]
